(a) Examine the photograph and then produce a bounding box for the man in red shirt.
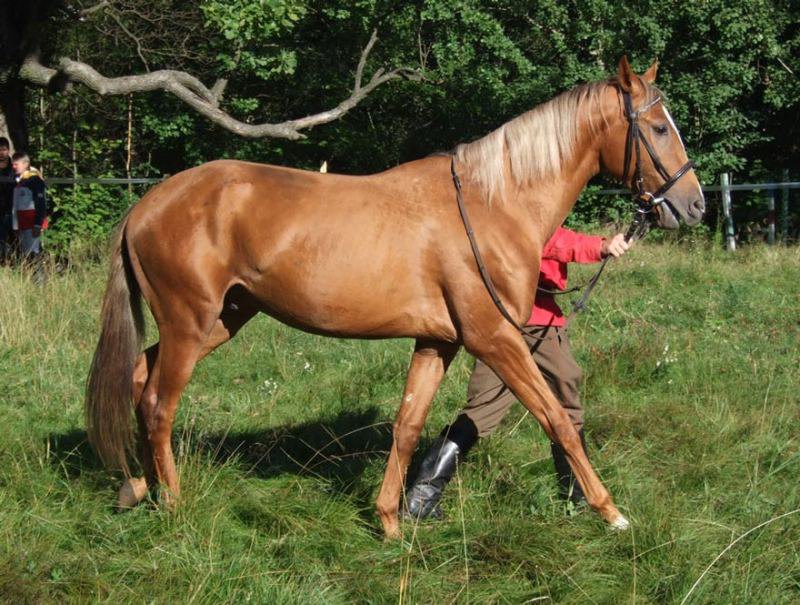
[405,227,630,520]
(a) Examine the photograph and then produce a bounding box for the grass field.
[0,240,799,604]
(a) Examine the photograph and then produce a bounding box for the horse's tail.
[85,213,144,475]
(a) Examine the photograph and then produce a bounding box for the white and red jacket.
[12,168,47,231]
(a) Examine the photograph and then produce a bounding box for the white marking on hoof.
[610,514,630,531]
[117,476,148,510]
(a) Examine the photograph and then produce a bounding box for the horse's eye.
[654,124,669,136]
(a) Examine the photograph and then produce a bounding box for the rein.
[452,87,695,332]
[451,158,523,330]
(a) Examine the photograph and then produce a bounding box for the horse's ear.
[617,55,635,92]
[642,59,659,84]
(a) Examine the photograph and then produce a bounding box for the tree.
[9,0,800,253]
[3,0,418,150]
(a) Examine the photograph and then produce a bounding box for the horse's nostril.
[691,198,706,216]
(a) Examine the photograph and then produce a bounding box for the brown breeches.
[461,326,584,437]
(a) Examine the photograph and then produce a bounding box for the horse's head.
[600,57,705,229]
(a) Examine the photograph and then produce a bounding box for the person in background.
[404,226,631,520]
[11,151,47,259]
[0,138,15,260]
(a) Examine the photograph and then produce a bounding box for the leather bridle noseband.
[452,87,698,333]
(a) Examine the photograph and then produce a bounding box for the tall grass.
[0,242,798,603]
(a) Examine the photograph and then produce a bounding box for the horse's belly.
[247,268,449,339]
[239,233,452,340]
[232,178,456,340]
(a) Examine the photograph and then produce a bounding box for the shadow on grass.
[200,407,394,505]
[47,407,408,508]
[44,429,114,493]
[47,429,104,475]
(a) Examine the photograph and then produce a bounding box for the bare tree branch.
[354,29,379,91]
[18,30,416,140]
[18,55,60,87]
[20,53,216,102]
[79,1,111,18]
[105,7,150,71]
[209,78,227,107]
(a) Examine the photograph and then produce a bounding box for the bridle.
[452,86,697,333]
[619,88,695,239]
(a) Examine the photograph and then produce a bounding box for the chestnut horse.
[86,57,704,538]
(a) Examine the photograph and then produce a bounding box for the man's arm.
[543,227,630,264]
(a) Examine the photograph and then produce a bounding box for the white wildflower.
[259,378,279,396]
[656,342,678,370]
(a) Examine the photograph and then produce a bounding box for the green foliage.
[1,243,799,601]
[201,0,307,79]
[23,91,153,254]
[44,185,137,255]
[23,0,800,243]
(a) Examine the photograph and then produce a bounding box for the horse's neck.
[504,123,603,247]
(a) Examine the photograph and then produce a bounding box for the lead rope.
[543,88,688,324]
[560,210,651,326]
[452,155,649,334]
[452,85,695,332]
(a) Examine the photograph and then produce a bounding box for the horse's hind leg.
[120,305,257,508]
[376,339,458,539]
[118,346,161,508]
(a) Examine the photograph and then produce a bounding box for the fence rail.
[0,177,162,185]
[599,182,800,194]
[48,178,163,185]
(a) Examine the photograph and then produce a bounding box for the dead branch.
[18,30,417,140]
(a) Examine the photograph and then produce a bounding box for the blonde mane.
[455,81,620,202]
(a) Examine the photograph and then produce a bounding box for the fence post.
[720,172,736,251]
[781,168,789,243]
[767,189,776,245]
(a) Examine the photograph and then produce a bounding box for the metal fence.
[597,173,799,250]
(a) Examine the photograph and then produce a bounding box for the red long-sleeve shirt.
[527,227,604,327]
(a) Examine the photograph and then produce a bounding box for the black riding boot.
[403,415,479,520]
[550,429,588,506]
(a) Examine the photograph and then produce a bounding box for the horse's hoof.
[381,523,402,541]
[158,488,179,511]
[117,477,148,510]
[609,514,630,531]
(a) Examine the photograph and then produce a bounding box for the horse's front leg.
[465,323,629,530]
[376,339,458,539]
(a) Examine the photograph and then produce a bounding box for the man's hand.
[601,233,630,258]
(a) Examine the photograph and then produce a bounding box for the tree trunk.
[0,105,9,145]
[0,0,47,151]
[0,78,29,151]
